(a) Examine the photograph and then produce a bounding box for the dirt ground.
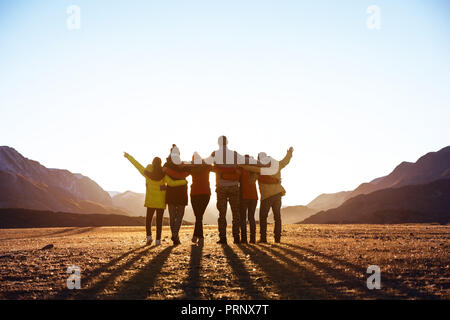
[0,224,448,300]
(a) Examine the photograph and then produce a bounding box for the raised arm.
[279,147,294,170]
[124,152,146,176]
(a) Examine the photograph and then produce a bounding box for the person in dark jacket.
[163,144,189,245]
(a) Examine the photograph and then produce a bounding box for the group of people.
[124,136,293,246]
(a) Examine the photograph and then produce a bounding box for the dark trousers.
[216,185,240,240]
[259,193,282,241]
[146,207,164,239]
[239,198,257,242]
[168,204,185,240]
[191,194,210,238]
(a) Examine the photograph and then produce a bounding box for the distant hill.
[0,146,127,215]
[108,191,121,198]
[0,208,193,229]
[301,179,450,224]
[111,191,147,216]
[307,191,352,212]
[306,146,450,212]
[267,205,317,224]
[348,146,450,198]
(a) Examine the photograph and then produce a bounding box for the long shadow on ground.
[111,246,174,299]
[53,245,152,299]
[282,243,438,299]
[237,244,356,299]
[180,244,203,299]
[222,244,268,299]
[258,244,368,298]
[1,227,98,242]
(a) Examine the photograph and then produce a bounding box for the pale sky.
[1,0,449,205]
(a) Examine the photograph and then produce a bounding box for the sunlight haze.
[1,0,449,205]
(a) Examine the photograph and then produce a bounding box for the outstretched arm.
[164,175,188,186]
[124,152,146,176]
[239,147,293,174]
[182,163,213,174]
[238,164,261,174]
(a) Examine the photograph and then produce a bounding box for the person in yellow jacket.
[124,152,187,246]
[239,147,293,243]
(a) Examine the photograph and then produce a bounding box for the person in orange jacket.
[187,152,213,246]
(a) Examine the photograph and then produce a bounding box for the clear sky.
[1,0,449,205]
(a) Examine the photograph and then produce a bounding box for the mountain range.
[306,146,450,212]
[302,179,450,224]
[0,146,220,224]
[0,146,127,215]
[1,145,449,226]
[301,146,450,224]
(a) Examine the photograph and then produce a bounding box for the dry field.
[0,224,448,300]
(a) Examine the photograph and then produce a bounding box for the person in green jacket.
[124,152,187,246]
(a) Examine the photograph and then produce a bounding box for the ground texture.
[0,224,448,300]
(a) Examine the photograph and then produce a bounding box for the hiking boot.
[146,236,153,246]
[173,236,181,246]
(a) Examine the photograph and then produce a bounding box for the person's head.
[169,144,181,164]
[245,154,258,165]
[170,144,179,155]
[152,157,162,168]
[218,135,228,147]
[192,152,203,164]
[258,152,271,165]
[144,157,164,180]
